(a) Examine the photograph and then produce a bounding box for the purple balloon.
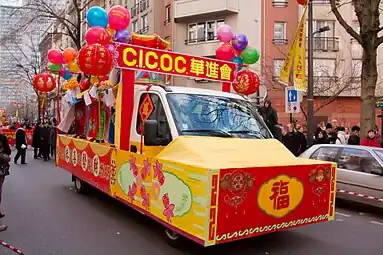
[232,34,249,51]
[115,29,131,43]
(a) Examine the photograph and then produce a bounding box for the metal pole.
[307,0,314,146]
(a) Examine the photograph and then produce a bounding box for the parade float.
[43,4,336,247]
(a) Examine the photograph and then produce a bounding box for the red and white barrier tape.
[337,189,383,202]
[0,240,24,255]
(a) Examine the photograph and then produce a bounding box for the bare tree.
[330,0,383,134]
[11,0,94,49]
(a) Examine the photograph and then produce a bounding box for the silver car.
[300,144,383,208]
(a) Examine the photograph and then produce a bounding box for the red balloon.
[47,49,63,65]
[233,70,260,95]
[32,73,57,93]
[78,44,113,76]
[297,0,307,5]
[108,5,131,30]
[85,27,111,45]
[216,43,236,61]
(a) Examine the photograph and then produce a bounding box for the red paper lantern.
[78,44,113,76]
[297,0,307,5]
[32,73,56,93]
[233,70,260,95]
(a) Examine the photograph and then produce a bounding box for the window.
[141,15,148,33]
[132,20,138,33]
[311,20,338,51]
[310,147,340,162]
[351,59,362,80]
[164,5,171,25]
[273,59,284,78]
[136,93,171,141]
[313,58,336,78]
[273,22,287,44]
[272,0,287,7]
[337,148,382,173]
[186,20,224,44]
[140,0,149,12]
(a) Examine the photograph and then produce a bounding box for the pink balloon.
[47,49,64,65]
[217,25,234,43]
[108,5,131,30]
[216,43,235,61]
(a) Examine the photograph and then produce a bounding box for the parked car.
[300,144,383,208]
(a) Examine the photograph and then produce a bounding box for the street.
[0,152,382,255]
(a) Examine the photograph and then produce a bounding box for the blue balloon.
[232,56,243,71]
[63,70,73,80]
[86,6,108,28]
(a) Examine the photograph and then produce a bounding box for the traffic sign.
[285,87,301,113]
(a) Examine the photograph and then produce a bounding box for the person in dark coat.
[328,131,338,144]
[0,127,10,231]
[40,122,51,161]
[295,124,307,154]
[282,124,300,156]
[32,122,43,159]
[348,125,360,145]
[14,124,27,164]
[259,99,279,137]
[314,130,329,144]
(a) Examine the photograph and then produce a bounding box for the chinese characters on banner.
[114,43,236,83]
[269,180,290,210]
[279,6,308,91]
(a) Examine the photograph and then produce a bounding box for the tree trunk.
[360,46,378,136]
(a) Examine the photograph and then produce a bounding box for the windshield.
[166,93,272,139]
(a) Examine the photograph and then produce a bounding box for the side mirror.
[143,120,170,146]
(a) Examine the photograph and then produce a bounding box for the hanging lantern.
[32,73,56,93]
[233,70,260,95]
[78,44,113,76]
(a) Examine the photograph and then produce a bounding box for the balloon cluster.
[215,25,260,95]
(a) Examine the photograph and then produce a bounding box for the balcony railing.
[185,36,218,44]
[131,4,139,18]
[138,26,149,34]
[309,37,339,52]
[140,0,149,12]
[272,0,288,7]
[273,38,288,44]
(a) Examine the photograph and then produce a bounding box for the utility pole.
[307,0,314,146]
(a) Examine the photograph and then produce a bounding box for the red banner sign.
[114,43,237,83]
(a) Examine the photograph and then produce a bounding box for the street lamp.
[307,0,331,146]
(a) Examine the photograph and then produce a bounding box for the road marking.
[336,218,344,222]
[335,212,351,218]
[370,221,383,226]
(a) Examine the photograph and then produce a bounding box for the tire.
[164,228,183,248]
[73,176,88,194]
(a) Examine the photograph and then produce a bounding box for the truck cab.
[130,85,273,155]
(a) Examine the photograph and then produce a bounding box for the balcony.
[138,26,149,34]
[140,0,149,12]
[175,0,239,23]
[308,37,339,52]
[272,0,288,7]
[185,36,218,44]
[131,4,139,18]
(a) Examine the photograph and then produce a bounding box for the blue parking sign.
[287,89,297,103]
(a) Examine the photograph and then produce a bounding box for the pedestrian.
[361,130,381,148]
[32,122,43,159]
[348,126,360,145]
[331,119,338,131]
[328,131,338,144]
[282,123,300,156]
[259,99,279,137]
[40,122,51,161]
[0,126,10,231]
[314,130,329,144]
[336,127,348,144]
[325,123,333,134]
[14,124,27,164]
[295,124,307,154]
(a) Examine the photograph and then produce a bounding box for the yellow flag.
[293,7,308,91]
[279,6,308,84]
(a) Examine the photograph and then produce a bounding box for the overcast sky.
[0,0,22,7]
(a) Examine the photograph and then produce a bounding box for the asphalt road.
[0,151,382,255]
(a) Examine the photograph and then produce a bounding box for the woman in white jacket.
[336,127,348,144]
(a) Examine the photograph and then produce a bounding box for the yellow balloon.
[68,61,80,73]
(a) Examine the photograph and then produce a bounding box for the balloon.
[68,60,80,73]
[63,69,73,80]
[115,29,131,43]
[216,43,236,61]
[85,26,111,45]
[217,25,233,43]
[47,49,63,65]
[86,6,108,28]
[63,47,78,63]
[108,5,131,30]
[297,0,307,5]
[241,47,260,64]
[232,34,249,51]
[48,63,62,74]
[232,56,243,71]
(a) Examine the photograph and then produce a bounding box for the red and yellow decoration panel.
[213,163,336,244]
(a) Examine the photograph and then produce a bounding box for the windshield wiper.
[182,129,232,137]
[228,130,267,139]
